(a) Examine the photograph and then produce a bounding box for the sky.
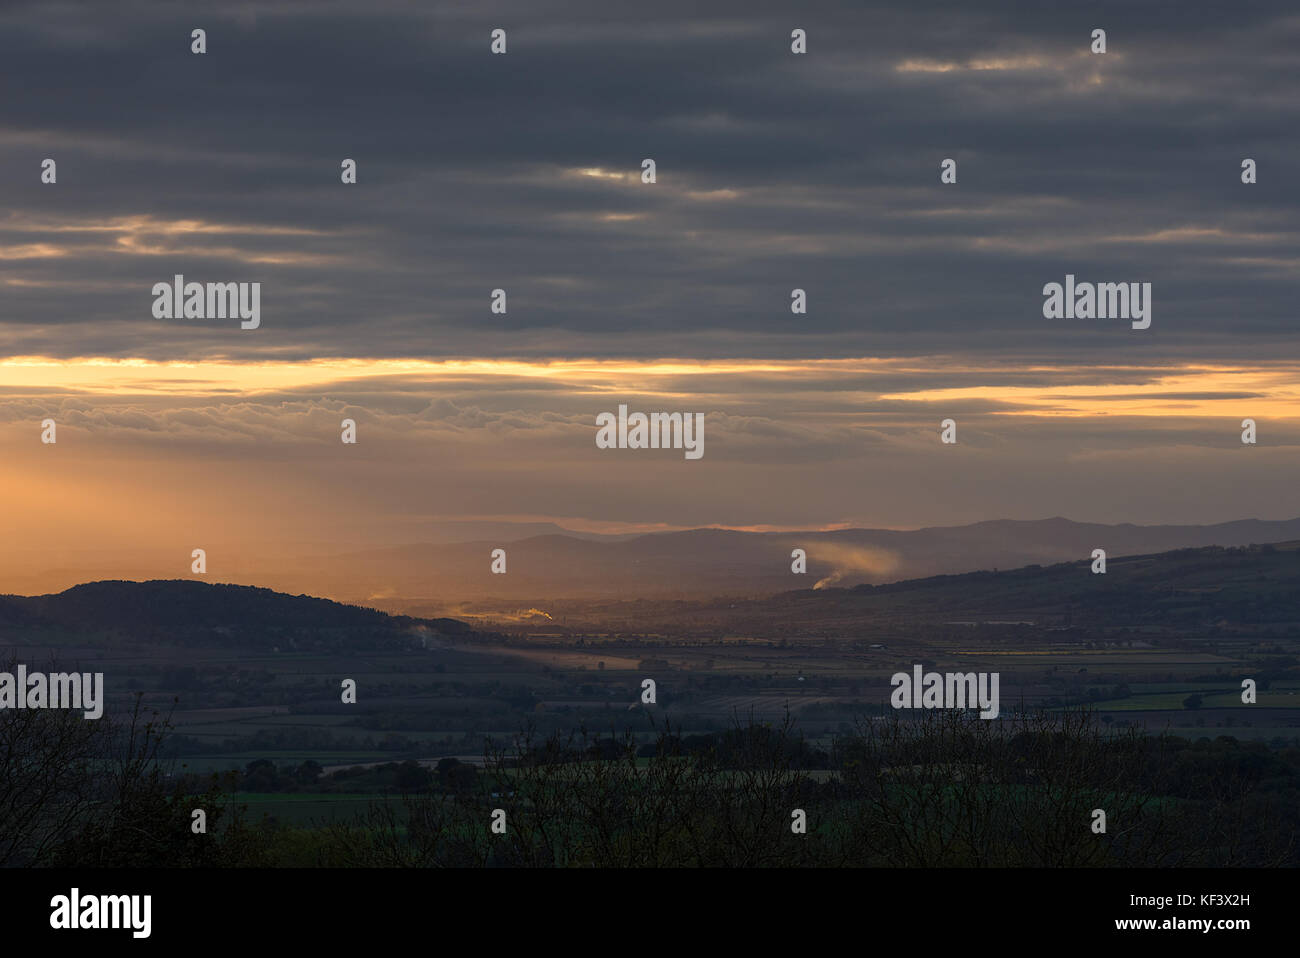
[1,0,1298,575]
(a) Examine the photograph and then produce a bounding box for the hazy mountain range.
[289,516,1300,604]
[8,516,1300,608]
[4,537,1296,646]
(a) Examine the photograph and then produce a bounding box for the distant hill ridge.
[3,539,1298,635]
[0,580,474,641]
[298,515,1300,599]
[5,518,1300,614]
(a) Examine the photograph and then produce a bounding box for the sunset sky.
[2,0,1298,581]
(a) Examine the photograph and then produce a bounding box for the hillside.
[0,579,475,650]
[561,540,1300,639]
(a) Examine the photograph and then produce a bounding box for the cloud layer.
[1,1,1297,572]
[1,1,1297,361]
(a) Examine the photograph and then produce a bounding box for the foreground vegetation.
[4,690,1295,867]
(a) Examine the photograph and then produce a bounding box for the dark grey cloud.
[0,0,1297,362]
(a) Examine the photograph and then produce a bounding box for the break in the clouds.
[1,356,1297,553]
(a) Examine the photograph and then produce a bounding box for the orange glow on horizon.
[0,355,1296,420]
